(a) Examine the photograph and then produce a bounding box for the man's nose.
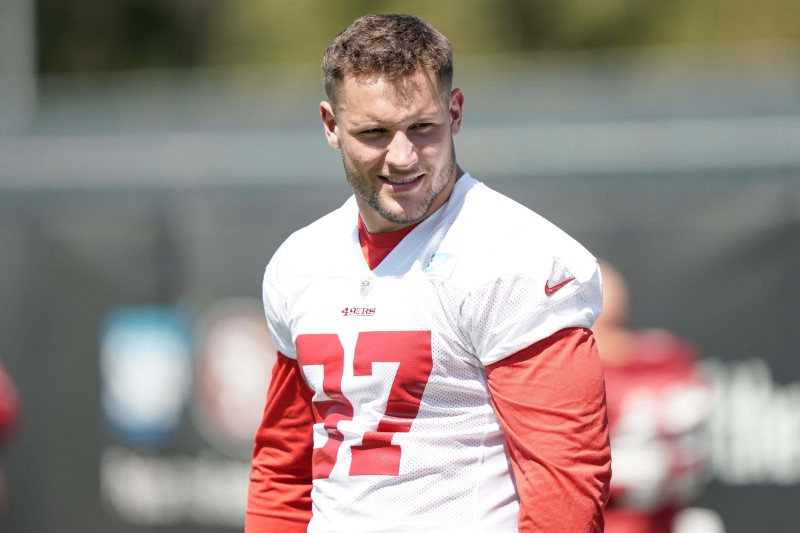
[385,131,418,169]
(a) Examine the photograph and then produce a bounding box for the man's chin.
[378,214,423,227]
[379,202,430,225]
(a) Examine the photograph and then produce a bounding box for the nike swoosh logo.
[544,277,576,297]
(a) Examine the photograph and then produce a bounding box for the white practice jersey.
[262,173,602,532]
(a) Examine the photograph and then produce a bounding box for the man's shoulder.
[265,196,356,275]
[448,176,595,276]
[282,196,354,245]
[456,178,566,239]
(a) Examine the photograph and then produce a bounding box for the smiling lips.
[381,173,423,185]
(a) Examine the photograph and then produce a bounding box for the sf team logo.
[296,330,432,478]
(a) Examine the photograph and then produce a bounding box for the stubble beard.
[342,140,457,227]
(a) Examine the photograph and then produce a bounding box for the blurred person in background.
[246,13,610,533]
[0,361,19,522]
[594,261,722,533]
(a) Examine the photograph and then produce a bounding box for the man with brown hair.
[246,14,610,532]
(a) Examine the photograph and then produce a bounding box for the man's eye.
[412,123,434,131]
[359,128,385,136]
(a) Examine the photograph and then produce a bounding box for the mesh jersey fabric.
[257,174,603,531]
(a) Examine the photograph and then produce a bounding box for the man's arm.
[246,352,315,533]
[485,327,611,533]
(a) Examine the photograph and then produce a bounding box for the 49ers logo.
[296,331,432,478]
[341,307,376,317]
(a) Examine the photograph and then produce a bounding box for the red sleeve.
[485,327,611,533]
[246,352,315,533]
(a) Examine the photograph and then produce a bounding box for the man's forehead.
[345,67,436,86]
[337,70,445,112]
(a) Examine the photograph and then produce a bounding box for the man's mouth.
[381,174,423,184]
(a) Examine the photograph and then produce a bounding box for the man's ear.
[320,101,341,150]
[449,88,464,137]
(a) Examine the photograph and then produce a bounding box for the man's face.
[320,69,464,233]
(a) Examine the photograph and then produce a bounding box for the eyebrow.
[348,114,442,131]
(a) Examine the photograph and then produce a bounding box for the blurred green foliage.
[37,0,800,73]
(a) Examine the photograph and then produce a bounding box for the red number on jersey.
[296,331,433,478]
[350,331,433,475]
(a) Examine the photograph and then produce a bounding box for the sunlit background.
[1,1,799,532]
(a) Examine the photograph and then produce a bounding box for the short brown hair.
[322,14,453,107]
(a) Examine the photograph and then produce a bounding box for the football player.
[246,14,611,532]
[594,261,717,533]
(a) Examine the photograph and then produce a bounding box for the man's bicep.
[485,327,611,533]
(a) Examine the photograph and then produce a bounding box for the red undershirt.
[357,215,420,270]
